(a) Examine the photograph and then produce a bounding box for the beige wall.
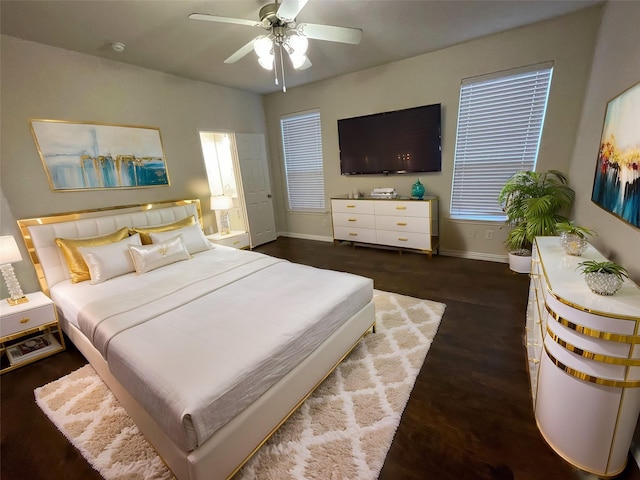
[568,1,640,282]
[262,6,603,260]
[0,35,267,295]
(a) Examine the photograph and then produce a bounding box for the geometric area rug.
[34,290,445,480]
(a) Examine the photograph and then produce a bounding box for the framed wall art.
[591,81,640,229]
[30,119,170,191]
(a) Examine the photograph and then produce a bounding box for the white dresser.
[526,236,640,477]
[331,197,439,256]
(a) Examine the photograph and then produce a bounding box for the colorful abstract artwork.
[30,120,170,191]
[591,82,640,228]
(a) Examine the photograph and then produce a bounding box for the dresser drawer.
[209,231,250,249]
[331,199,375,215]
[332,212,375,229]
[0,302,56,338]
[333,226,377,244]
[375,215,429,234]
[374,200,430,218]
[376,230,431,250]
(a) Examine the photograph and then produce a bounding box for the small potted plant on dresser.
[578,260,629,296]
[555,221,597,256]
[498,170,575,273]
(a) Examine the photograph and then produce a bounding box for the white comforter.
[51,246,373,451]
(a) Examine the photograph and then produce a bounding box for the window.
[198,131,238,197]
[450,63,554,221]
[280,110,325,211]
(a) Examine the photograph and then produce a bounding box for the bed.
[18,199,375,480]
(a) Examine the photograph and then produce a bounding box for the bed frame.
[18,199,375,480]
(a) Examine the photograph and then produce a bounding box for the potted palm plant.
[498,170,575,273]
[555,221,597,256]
[578,260,629,296]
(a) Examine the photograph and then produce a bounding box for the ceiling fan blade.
[276,0,309,22]
[298,23,362,45]
[189,13,259,28]
[224,38,258,64]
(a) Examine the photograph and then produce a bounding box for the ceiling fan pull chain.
[279,44,287,92]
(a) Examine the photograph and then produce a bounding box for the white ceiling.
[0,0,602,95]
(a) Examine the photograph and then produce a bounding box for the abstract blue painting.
[30,120,170,191]
[591,82,640,229]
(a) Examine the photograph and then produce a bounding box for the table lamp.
[0,236,28,305]
[210,196,234,235]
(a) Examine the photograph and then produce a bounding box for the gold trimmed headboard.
[17,199,202,295]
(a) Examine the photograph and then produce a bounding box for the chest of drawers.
[331,197,439,256]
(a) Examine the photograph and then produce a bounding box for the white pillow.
[128,235,191,274]
[149,223,213,255]
[78,233,142,284]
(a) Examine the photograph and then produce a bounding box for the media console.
[330,197,439,257]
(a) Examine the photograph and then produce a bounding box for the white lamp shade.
[253,36,273,57]
[0,236,22,264]
[210,196,234,211]
[288,34,308,55]
[289,52,307,69]
[258,54,274,70]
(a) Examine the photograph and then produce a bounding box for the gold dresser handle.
[398,238,408,242]
[397,222,407,226]
[349,233,358,236]
[20,318,30,324]
[346,205,356,208]
[348,218,357,222]
[396,206,407,210]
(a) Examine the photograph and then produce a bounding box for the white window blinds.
[450,63,553,220]
[281,110,326,211]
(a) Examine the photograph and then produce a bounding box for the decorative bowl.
[560,232,588,256]
[584,272,624,296]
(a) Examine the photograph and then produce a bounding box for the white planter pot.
[509,252,532,274]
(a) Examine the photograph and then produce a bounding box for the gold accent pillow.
[55,227,130,283]
[130,215,196,244]
[128,235,191,274]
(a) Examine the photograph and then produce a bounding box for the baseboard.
[275,235,509,264]
[277,232,334,243]
[439,248,509,264]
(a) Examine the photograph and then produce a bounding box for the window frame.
[280,109,326,213]
[450,62,554,222]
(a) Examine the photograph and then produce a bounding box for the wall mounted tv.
[338,103,441,175]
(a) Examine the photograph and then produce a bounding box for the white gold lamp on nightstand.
[210,195,234,235]
[0,236,28,306]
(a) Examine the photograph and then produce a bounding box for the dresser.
[331,197,439,256]
[526,237,640,477]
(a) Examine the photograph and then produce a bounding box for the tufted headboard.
[17,199,202,295]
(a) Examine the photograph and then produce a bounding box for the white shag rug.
[34,290,445,480]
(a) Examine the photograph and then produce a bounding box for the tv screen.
[338,103,441,175]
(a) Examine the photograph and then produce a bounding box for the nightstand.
[0,291,65,374]
[207,231,250,249]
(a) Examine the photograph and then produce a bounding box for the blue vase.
[411,179,425,199]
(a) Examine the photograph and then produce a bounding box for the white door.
[235,133,277,247]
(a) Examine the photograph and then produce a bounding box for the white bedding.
[51,245,373,452]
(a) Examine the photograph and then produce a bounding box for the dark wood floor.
[1,237,638,480]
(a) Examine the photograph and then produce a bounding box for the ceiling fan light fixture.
[253,35,273,57]
[288,51,307,70]
[258,54,275,70]
[287,33,308,55]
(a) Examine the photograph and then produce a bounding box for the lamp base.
[6,296,29,306]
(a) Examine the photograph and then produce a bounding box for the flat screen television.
[338,103,441,175]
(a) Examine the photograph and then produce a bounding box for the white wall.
[262,6,603,260]
[568,1,640,281]
[0,35,267,295]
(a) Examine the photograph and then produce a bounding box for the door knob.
[267,194,272,198]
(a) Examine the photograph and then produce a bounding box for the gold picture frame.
[30,119,171,191]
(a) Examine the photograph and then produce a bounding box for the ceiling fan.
[189,0,362,91]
